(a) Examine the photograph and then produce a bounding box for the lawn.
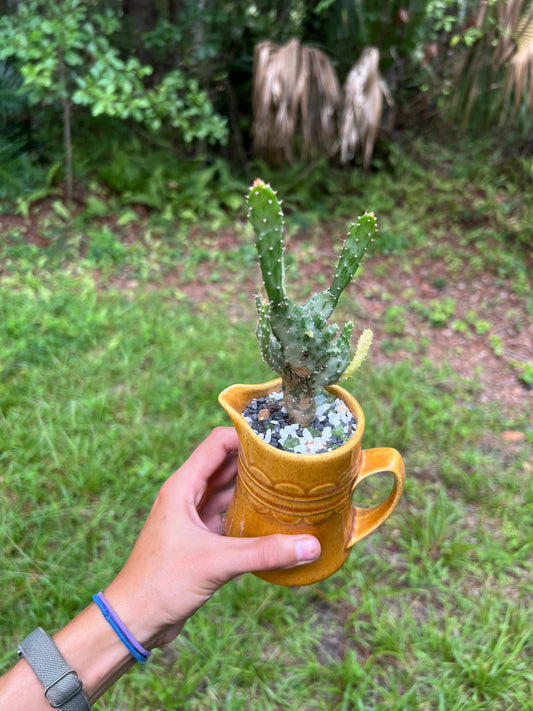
[1,136,531,709]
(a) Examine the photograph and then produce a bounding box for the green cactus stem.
[248,178,376,427]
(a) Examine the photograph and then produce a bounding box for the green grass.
[1,136,532,709]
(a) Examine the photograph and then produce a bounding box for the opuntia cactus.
[248,178,376,426]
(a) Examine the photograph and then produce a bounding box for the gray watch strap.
[18,627,91,710]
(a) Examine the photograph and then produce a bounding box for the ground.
[1,197,531,708]
[1,204,531,429]
[173,222,532,425]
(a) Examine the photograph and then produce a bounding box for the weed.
[411,297,456,327]
[383,304,407,335]
[452,318,471,336]
[513,361,533,388]
[86,228,128,265]
[488,334,504,357]
[431,276,448,290]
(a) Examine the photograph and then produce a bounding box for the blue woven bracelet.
[92,592,151,663]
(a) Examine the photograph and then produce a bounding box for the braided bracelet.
[92,592,151,663]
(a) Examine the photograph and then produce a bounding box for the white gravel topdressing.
[243,389,357,454]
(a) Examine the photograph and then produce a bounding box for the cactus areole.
[248,179,376,427]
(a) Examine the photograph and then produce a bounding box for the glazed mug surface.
[219,379,405,586]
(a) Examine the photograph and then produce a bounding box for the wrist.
[0,605,136,710]
[92,592,151,662]
[102,579,185,651]
[53,604,136,704]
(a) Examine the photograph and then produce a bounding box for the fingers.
[190,427,240,478]
[200,449,238,497]
[199,485,236,532]
[184,427,240,496]
[158,427,238,504]
[219,534,321,580]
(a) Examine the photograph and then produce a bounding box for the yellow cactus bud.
[339,329,373,382]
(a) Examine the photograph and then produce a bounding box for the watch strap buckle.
[17,627,90,710]
[44,669,84,708]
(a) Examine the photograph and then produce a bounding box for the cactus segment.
[270,300,332,370]
[248,179,374,427]
[303,290,336,322]
[256,295,284,372]
[248,179,286,307]
[329,212,377,305]
[311,322,354,388]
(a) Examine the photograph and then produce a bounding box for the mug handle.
[346,447,405,548]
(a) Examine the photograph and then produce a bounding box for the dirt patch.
[2,206,532,425]
[160,224,532,423]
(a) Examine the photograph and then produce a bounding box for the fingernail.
[295,538,320,563]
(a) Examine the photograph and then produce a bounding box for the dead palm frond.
[252,39,300,163]
[501,1,533,111]
[299,45,341,159]
[252,38,341,164]
[339,47,393,168]
[449,0,533,127]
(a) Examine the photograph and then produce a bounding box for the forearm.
[0,428,320,709]
[0,602,137,709]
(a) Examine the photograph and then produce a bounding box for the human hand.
[104,427,321,649]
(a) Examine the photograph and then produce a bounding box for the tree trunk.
[58,49,73,203]
[122,0,157,65]
[62,97,73,203]
[122,0,157,32]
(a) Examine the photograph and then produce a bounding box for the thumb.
[223,534,321,578]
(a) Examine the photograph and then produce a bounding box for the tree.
[0,0,227,201]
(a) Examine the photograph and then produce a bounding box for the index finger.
[180,426,240,489]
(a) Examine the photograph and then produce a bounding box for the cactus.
[248,178,376,426]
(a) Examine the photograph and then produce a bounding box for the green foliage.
[86,228,128,265]
[0,60,26,123]
[384,304,407,335]
[95,138,246,224]
[74,60,226,142]
[0,0,226,140]
[0,60,40,199]
[420,0,533,135]
[304,0,425,83]
[0,0,227,200]
[412,297,456,328]
[513,360,533,388]
[0,133,33,199]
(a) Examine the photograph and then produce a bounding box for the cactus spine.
[249,179,376,427]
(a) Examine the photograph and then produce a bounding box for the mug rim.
[219,378,365,462]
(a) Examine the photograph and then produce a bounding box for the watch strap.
[18,627,90,710]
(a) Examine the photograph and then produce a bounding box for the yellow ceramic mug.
[219,379,405,586]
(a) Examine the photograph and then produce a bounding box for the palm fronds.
[339,47,392,168]
[299,45,341,159]
[447,0,533,129]
[252,39,341,164]
[252,39,299,163]
[501,1,533,112]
